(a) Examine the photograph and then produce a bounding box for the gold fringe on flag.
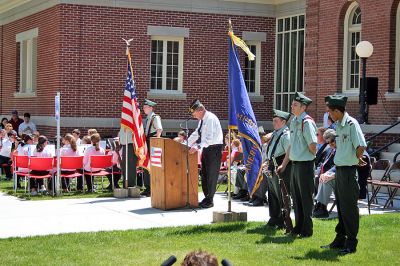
[228,30,255,61]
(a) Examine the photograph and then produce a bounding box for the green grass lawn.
[0,213,399,265]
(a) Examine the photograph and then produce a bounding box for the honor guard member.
[278,92,317,238]
[187,99,223,208]
[142,99,163,196]
[118,128,138,188]
[321,95,366,255]
[265,109,291,228]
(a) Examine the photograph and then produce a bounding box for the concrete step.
[388,143,400,153]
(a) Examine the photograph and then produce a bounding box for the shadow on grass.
[290,249,340,262]
[164,222,248,236]
[247,224,296,244]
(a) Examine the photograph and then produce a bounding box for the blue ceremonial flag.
[228,32,263,196]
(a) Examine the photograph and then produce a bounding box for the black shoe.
[232,190,247,200]
[199,201,214,208]
[246,198,264,206]
[339,248,356,255]
[299,233,313,238]
[140,190,150,197]
[240,194,250,201]
[313,207,329,218]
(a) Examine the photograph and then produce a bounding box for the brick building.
[0,0,399,145]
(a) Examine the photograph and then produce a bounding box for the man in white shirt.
[188,99,223,208]
[18,113,37,136]
[0,129,12,180]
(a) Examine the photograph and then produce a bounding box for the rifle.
[272,156,293,233]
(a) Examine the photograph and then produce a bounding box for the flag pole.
[227,18,233,213]
[125,129,128,188]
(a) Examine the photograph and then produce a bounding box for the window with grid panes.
[244,44,257,94]
[16,28,38,95]
[275,15,305,112]
[342,3,361,92]
[150,37,183,91]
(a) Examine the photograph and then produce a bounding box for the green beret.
[273,109,291,121]
[294,92,312,106]
[325,95,348,108]
[189,99,202,113]
[144,99,157,107]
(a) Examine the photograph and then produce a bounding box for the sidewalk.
[0,191,398,239]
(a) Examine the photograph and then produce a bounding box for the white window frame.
[150,36,184,93]
[244,41,261,96]
[274,14,305,112]
[15,28,38,97]
[395,4,400,92]
[342,2,361,93]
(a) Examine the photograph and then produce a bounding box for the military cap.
[293,92,312,106]
[189,99,203,113]
[144,99,157,107]
[325,95,348,108]
[273,109,291,121]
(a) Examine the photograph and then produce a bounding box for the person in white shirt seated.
[72,129,82,145]
[30,136,52,195]
[15,134,33,188]
[0,129,13,180]
[60,134,79,192]
[82,133,105,192]
[18,113,37,137]
[173,130,187,144]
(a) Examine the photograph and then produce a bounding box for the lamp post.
[356,41,373,124]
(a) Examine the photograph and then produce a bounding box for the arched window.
[395,4,400,92]
[342,2,361,92]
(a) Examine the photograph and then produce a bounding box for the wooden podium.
[150,137,198,210]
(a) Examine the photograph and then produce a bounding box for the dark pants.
[0,155,12,179]
[235,168,248,191]
[291,160,314,236]
[107,165,121,188]
[121,143,138,188]
[201,144,223,203]
[253,173,267,200]
[267,163,291,225]
[334,166,360,250]
[29,170,48,191]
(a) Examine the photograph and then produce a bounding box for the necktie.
[196,120,203,144]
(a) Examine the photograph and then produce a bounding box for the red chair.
[60,156,84,191]
[13,154,29,193]
[28,157,54,196]
[88,154,114,191]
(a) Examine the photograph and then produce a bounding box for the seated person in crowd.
[173,130,187,144]
[81,135,91,145]
[313,129,337,218]
[0,129,13,181]
[82,133,105,192]
[72,129,82,145]
[87,128,98,137]
[5,123,13,138]
[18,113,37,136]
[30,136,52,195]
[106,139,122,190]
[15,134,33,188]
[1,117,8,130]
[60,133,79,192]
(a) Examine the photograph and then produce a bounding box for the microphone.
[221,259,233,266]
[160,255,177,266]
[180,117,192,129]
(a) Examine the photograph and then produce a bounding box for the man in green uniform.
[265,109,291,228]
[321,95,366,255]
[278,92,317,237]
[141,99,163,196]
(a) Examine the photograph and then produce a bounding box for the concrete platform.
[0,191,398,239]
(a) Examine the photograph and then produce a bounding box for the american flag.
[121,49,149,169]
[150,147,162,168]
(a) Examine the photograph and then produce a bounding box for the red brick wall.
[57,4,275,122]
[1,6,60,116]
[305,0,400,124]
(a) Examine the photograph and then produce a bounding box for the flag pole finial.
[122,38,133,55]
[228,18,232,32]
